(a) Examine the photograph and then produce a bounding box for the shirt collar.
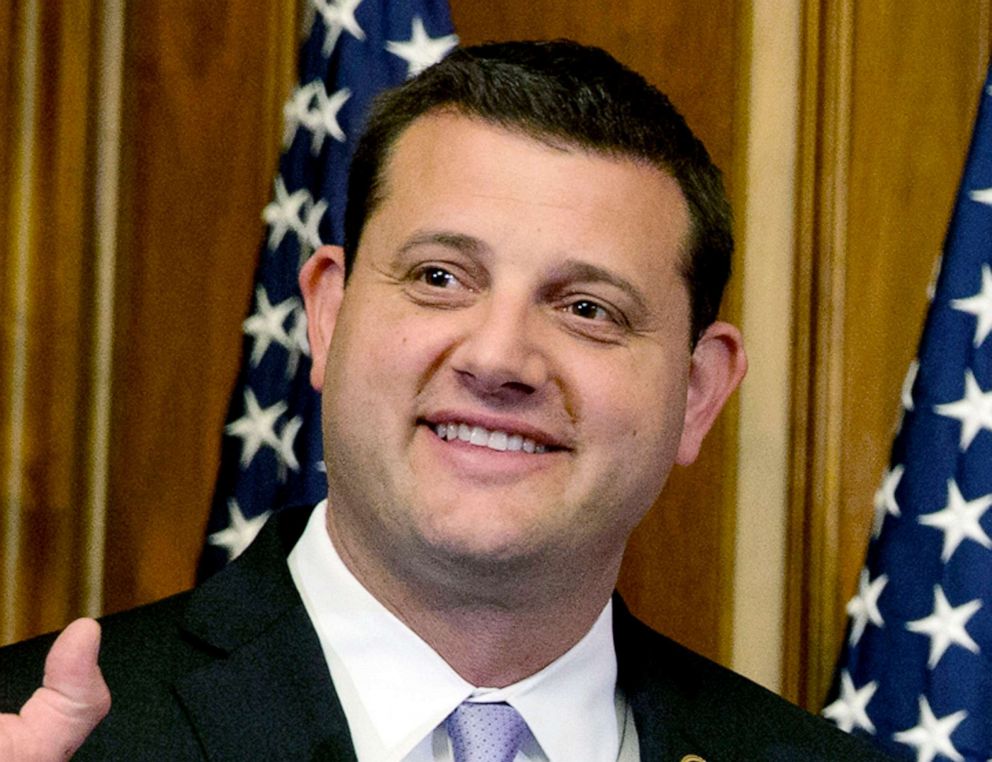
[289,500,621,761]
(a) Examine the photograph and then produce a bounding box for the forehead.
[369,112,691,286]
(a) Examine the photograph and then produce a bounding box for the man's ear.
[299,245,346,391]
[676,321,747,465]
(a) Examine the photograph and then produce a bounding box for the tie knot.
[445,701,529,762]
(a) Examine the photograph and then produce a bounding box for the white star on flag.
[822,671,877,733]
[314,0,365,57]
[873,464,904,537]
[307,86,351,154]
[225,389,287,468]
[283,82,320,148]
[951,264,992,346]
[386,16,458,79]
[934,369,992,450]
[274,415,304,480]
[242,287,299,366]
[894,360,920,436]
[893,696,967,762]
[918,479,992,561]
[301,198,328,250]
[902,359,919,411]
[262,176,310,250]
[970,187,992,206]
[285,306,310,379]
[906,585,982,668]
[846,569,888,645]
[208,499,271,561]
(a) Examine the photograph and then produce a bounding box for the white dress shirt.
[288,500,639,761]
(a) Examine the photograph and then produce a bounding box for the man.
[0,41,890,760]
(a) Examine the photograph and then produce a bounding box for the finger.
[43,619,107,701]
[19,618,111,757]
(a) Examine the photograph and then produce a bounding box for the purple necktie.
[445,701,529,762]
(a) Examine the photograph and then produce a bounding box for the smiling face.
[303,112,744,605]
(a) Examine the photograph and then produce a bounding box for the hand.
[0,618,111,760]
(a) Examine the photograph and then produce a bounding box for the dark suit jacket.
[0,506,890,760]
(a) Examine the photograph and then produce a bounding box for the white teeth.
[432,422,545,453]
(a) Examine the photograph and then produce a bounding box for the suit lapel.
[173,507,358,761]
[613,597,713,762]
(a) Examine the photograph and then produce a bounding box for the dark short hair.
[344,39,732,342]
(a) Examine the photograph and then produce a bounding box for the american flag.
[198,0,457,578]
[824,65,992,761]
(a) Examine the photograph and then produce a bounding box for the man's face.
[305,113,742,590]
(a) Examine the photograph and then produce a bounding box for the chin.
[418,519,547,569]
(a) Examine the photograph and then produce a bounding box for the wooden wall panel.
[0,1,17,449]
[450,0,742,663]
[788,0,992,708]
[0,0,22,639]
[18,0,100,638]
[0,0,297,645]
[1,1,102,643]
[0,0,13,280]
[102,1,297,613]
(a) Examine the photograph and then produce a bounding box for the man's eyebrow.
[546,259,651,313]
[397,230,490,258]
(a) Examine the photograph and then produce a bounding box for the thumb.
[19,618,111,757]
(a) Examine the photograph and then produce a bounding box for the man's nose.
[448,298,551,399]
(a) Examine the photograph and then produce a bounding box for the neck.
[407,600,610,687]
[327,515,622,686]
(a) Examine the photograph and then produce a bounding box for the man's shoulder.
[0,592,194,704]
[614,602,893,760]
[0,592,211,759]
[0,509,320,760]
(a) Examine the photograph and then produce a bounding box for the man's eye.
[566,299,612,322]
[419,266,459,288]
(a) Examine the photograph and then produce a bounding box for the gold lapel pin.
[680,756,706,762]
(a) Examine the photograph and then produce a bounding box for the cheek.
[326,305,458,424]
[584,359,685,430]
[578,360,689,480]
[330,295,416,376]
